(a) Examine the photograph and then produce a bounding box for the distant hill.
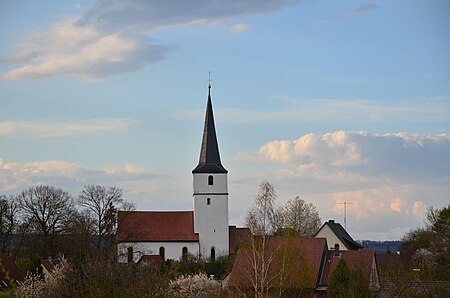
[358,240,402,253]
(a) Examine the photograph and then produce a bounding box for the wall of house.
[193,173,229,258]
[315,225,349,251]
[117,241,200,263]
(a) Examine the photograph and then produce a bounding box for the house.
[117,85,249,262]
[0,253,25,291]
[315,219,363,251]
[226,237,379,296]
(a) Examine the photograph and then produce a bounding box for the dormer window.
[208,175,214,185]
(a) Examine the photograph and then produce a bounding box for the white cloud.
[0,118,138,138]
[230,23,251,32]
[0,157,165,195]
[230,131,450,239]
[2,0,301,81]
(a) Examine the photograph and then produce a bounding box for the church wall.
[117,241,200,263]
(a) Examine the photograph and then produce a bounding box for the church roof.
[192,85,227,174]
[117,211,199,242]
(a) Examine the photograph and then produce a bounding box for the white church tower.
[192,84,229,259]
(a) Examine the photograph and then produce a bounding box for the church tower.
[192,84,229,259]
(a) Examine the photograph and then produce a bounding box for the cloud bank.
[0,118,137,138]
[2,0,300,81]
[231,131,450,239]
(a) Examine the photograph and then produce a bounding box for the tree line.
[0,184,133,271]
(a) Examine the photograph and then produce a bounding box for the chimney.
[334,243,340,257]
[329,219,335,223]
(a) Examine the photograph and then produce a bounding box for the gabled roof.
[118,211,199,242]
[228,237,328,289]
[192,85,227,174]
[41,258,62,273]
[320,250,376,286]
[316,220,363,250]
[0,253,25,290]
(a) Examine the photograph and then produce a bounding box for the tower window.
[207,198,211,205]
[159,247,165,259]
[210,247,216,261]
[208,175,214,185]
[127,247,133,263]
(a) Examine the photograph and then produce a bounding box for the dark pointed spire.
[192,84,227,174]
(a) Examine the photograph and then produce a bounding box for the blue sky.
[1,0,449,240]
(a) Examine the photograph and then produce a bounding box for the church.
[117,84,249,263]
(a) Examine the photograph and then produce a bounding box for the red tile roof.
[117,211,199,242]
[320,250,375,286]
[228,237,328,289]
[0,253,25,290]
[229,226,251,254]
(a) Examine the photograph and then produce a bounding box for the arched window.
[182,247,188,260]
[159,247,165,259]
[127,247,133,263]
[208,175,214,185]
[210,247,216,261]
[207,198,211,205]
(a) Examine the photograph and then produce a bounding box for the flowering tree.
[166,273,221,298]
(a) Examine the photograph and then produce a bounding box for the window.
[208,175,214,185]
[207,198,211,205]
[159,247,165,259]
[210,247,216,261]
[182,247,188,260]
[127,247,133,263]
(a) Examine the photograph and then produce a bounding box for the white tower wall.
[193,173,229,258]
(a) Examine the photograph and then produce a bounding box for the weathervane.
[208,71,212,89]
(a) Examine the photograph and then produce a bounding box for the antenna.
[337,201,354,230]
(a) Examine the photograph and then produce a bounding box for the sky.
[0,0,449,241]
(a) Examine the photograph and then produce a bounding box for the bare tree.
[274,196,321,237]
[0,195,20,253]
[244,181,279,297]
[17,185,75,257]
[77,185,123,255]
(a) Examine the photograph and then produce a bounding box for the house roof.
[192,85,227,174]
[228,237,328,289]
[117,211,199,242]
[137,255,164,269]
[316,220,363,250]
[0,253,25,290]
[229,226,251,254]
[320,250,375,286]
[41,258,62,273]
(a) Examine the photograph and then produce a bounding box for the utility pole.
[337,202,354,230]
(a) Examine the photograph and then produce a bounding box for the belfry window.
[210,247,216,261]
[208,175,214,185]
[159,247,165,259]
[207,198,211,205]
